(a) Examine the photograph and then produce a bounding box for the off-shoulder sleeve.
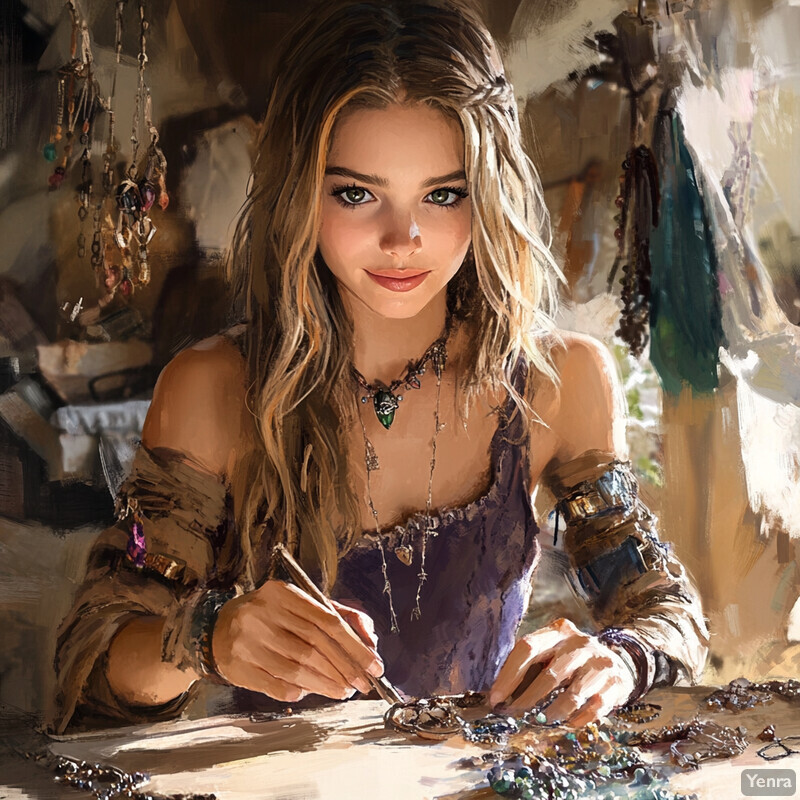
[49,445,232,733]
[544,449,709,694]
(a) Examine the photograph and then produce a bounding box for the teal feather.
[649,111,726,396]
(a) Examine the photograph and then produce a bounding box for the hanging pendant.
[374,389,400,429]
[364,436,380,472]
[394,544,413,566]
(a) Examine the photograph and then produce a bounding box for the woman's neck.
[350,296,449,384]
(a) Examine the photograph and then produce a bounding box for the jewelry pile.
[385,691,762,799]
[703,677,800,764]
[625,719,749,770]
[54,756,215,800]
[20,751,216,800]
[704,677,800,712]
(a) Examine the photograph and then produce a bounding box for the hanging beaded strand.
[412,343,445,620]
[46,0,82,190]
[44,76,65,164]
[114,0,167,297]
[76,21,95,261]
[358,411,400,634]
[89,5,124,306]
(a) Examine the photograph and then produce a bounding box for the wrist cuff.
[598,627,654,703]
[188,588,237,684]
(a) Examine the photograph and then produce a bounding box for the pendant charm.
[374,389,400,429]
[394,544,413,565]
[126,518,146,568]
[364,436,380,472]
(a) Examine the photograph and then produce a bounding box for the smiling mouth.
[366,270,430,292]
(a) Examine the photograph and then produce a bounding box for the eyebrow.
[325,167,467,188]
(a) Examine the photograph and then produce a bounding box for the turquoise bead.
[490,770,516,794]
[43,142,57,161]
[515,767,533,780]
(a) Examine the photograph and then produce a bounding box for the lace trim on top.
[353,405,522,550]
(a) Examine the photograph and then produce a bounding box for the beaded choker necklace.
[353,321,450,632]
[352,325,448,430]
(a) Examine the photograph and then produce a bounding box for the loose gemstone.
[140,181,156,212]
[515,766,533,781]
[490,770,516,794]
[48,166,66,189]
[43,143,57,161]
[126,520,146,567]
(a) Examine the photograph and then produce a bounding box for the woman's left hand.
[488,618,637,727]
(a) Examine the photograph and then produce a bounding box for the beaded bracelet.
[188,588,236,684]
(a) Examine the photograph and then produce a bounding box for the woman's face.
[318,103,471,320]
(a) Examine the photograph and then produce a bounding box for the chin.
[366,289,446,321]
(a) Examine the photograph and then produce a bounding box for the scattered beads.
[38,754,217,800]
[757,725,776,742]
[611,703,662,725]
[705,677,800,713]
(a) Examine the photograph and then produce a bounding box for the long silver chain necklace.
[354,324,449,632]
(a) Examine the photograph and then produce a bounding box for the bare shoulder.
[141,334,250,478]
[550,331,618,389]
[534,330,626,466]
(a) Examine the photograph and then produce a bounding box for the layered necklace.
[353,319,450,633]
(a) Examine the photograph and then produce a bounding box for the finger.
[489,638,540,707]
[546,665,614,726]
[507,644,594,713]
[226,660,308,704]
[252,615,371,695]
[253,643,357,700]
[567,693,608,728]
[489,620,581,707]
[512,618,581,655]
[268,582,383,676]
[332,601,379,649]
[223,589,372,695]
[281,606,383,692]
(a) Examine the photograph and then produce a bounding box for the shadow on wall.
[0,518,100,717]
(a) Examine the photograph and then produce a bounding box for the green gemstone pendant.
[373,389,400,429]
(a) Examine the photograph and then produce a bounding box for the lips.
[366,269,430,292]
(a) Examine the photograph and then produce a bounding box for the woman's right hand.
[211,580,384,702]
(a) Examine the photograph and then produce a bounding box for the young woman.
[52,0,707,733]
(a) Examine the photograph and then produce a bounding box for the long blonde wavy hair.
[227,0,562,592]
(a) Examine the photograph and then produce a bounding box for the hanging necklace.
[354,322,449,632]
[352,323,448,430]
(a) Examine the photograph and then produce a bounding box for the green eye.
[344,187,367,204]
[331,184,374,208]
[426,187,468,206]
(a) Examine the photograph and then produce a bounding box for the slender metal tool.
[271,544,404,706]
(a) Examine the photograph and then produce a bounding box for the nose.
[379,212,422,259]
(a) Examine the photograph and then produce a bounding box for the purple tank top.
[332,392,540,697]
